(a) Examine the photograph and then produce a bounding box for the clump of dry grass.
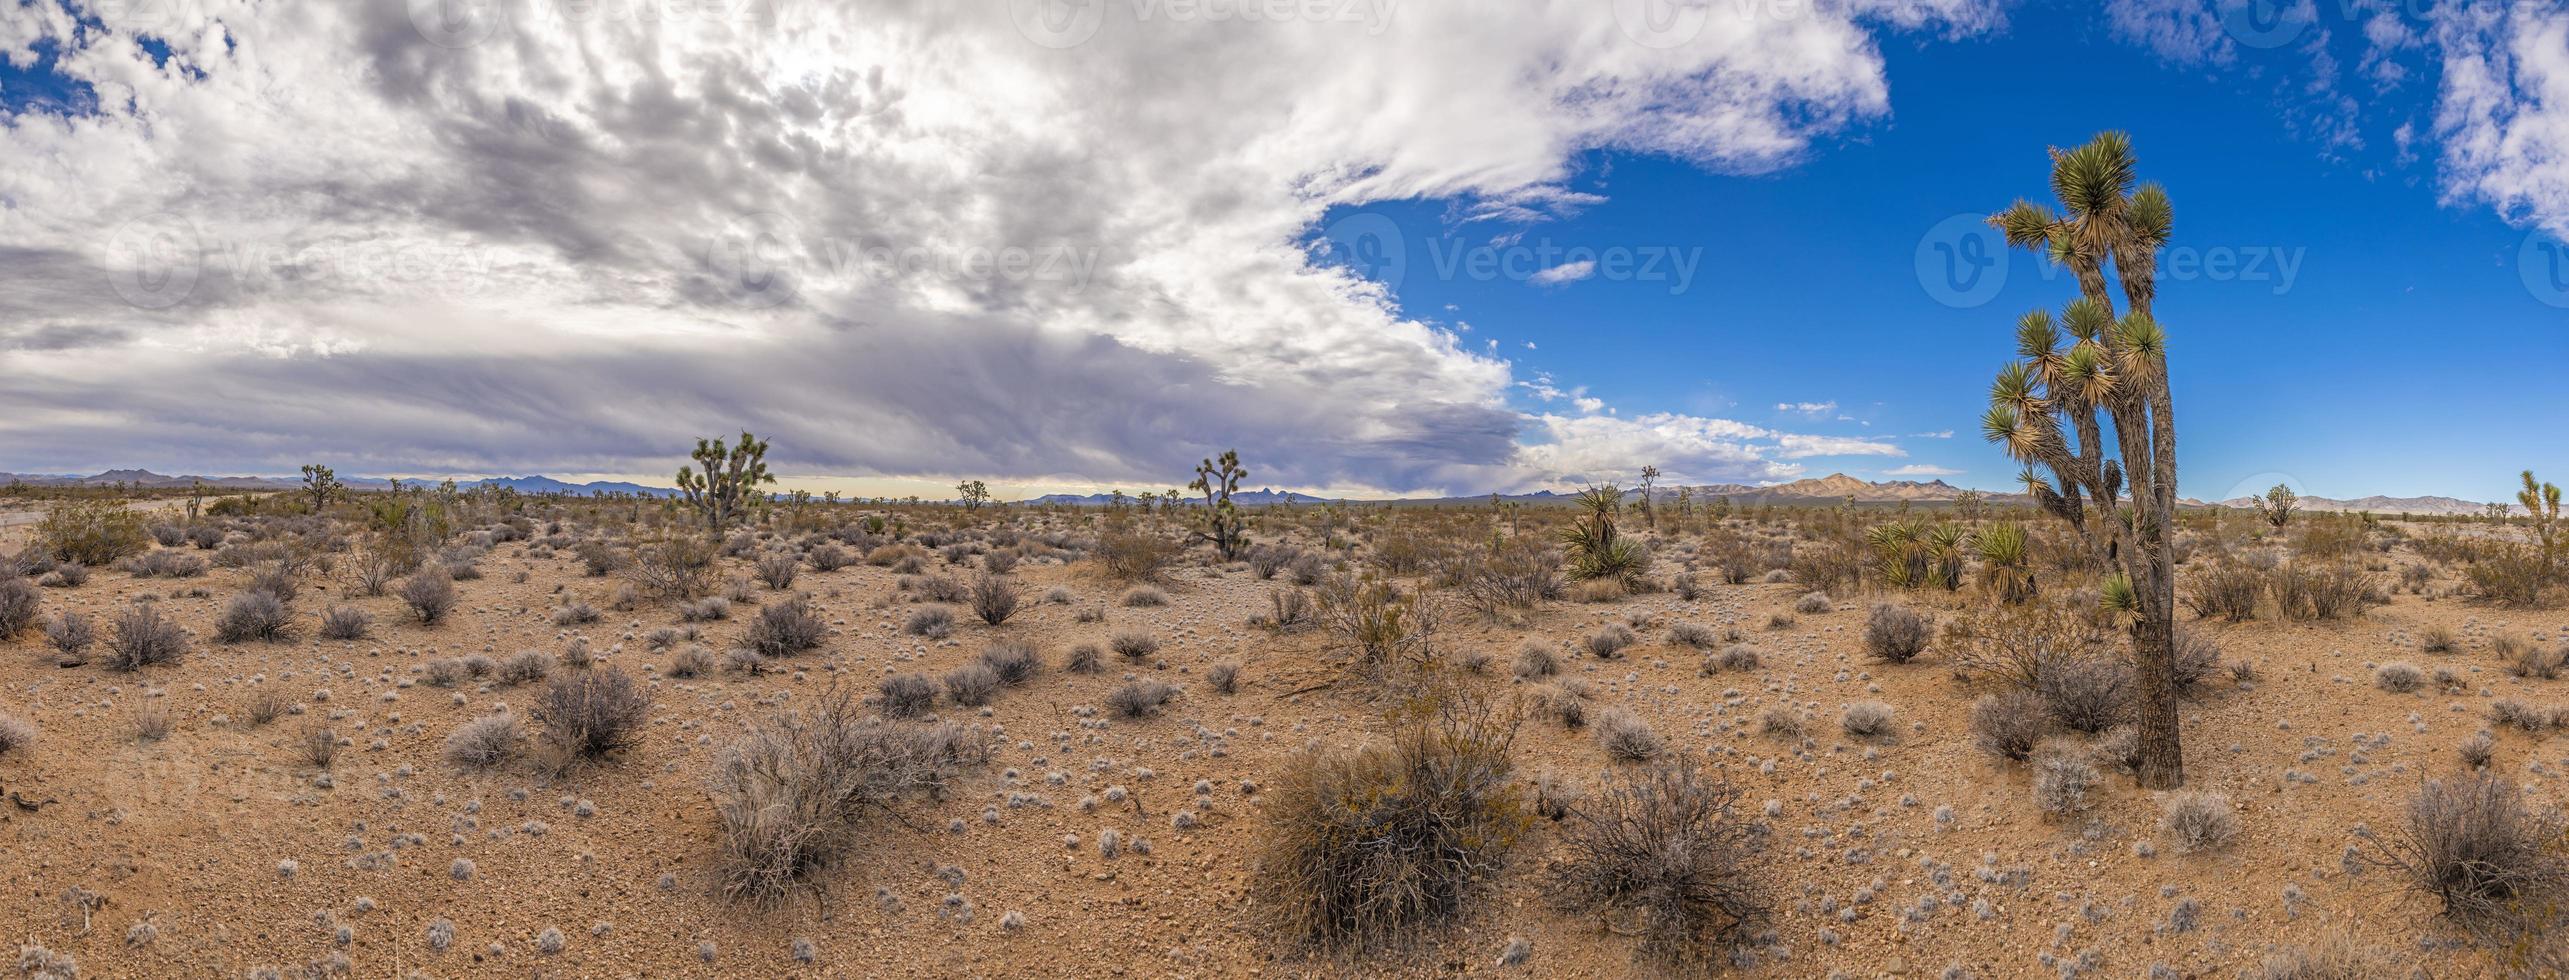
[710,685,985,904]
[1862,604,1930,664]
[1545,757,1762,968]
[1593,708,1662,762]
[1253,692,1527,956]
[533,669,651,762]
[1970,690,2051,762]
[2159,791,2238,853]
[2362,773,2569,964]
[445,713,524,769]
[106,602,187,671]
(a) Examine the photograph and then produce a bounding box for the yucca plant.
[1561,485,1648,586]
[1977,522,2036,604]
[1981,131,2188,789]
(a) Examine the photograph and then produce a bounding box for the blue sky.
[0,1,2561,502]
[1312,0,2568,502]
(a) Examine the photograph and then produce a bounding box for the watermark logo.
[2221,0,2313,50]
[1915,213,2006,309]
[1009,0,1109,48]
[1423,238,1703,294]
[408,0,505,49]
[104,212,204,310]
[2520,229,2569,309]
[1315,212,1408,293]
[1613,0,1709,49]
[695,211,800,310]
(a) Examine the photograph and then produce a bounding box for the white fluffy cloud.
[0,0,1996,491]
[2432,2,2569,238]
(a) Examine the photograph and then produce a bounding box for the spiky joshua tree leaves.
[1562,485,1648,586]
[1189,450,1250,561]
[1980,131,2187,789]
[675,432,776,532]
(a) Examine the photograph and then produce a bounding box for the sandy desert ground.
[2,497,2565,979]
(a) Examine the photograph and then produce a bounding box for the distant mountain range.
[0,469,678,498]
[2212,492,2499,517]
[0,469,2517,514]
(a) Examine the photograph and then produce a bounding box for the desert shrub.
[1757,707,1803,740]
[2171,627,2222,693]
[807,543,853,572]
[106,602,187,670]
[1451,541,1565,619]
[1065,643,1103,674]
[2506,643,2563,680]
[2492,699,2560,733]
[944,663,1001,707]
[2461,730,2497,769]
[668,645,717,678]
[1266,586,1314,629]
[1533,683,1590,729]
[299,725,341,767]
[971,574,1020,626]
[423,658,469,687]
[754,555,799,591]
[401,568,456,625]
[1794,591,1833,615]
[550,601,599,626]
[2032,750,2098,818]
[1513,644,1560,680]
[1107,679,1179,718]
[2272,562,2380,621]
[1121,586,1168,608]
[2364,773,2569,951]
[1839,701,1895,740]
[37,561,88,588]
[533,668,651,761]
[1584,624,1636,659]
[317,605,370,641]
[1254,693,1527,955]
[1970,690,2052,761]
[2375,662,2425,693]
[1094,526,1176,582]
[2034,656,2131,734]
[1714,644,1762,672]
[2183,562,2264,621]
[38,500,150,566]
[214,590,294,643]
[1315,575,1437,673]
[630,535,719,601]
[681,597,733,622]
[1110,631,1160,662]
[240,689,288,726]
[2423,625,2459,653]
[902,607,952,638]
[1862,604,1930,664]
[2159,791,2238,853]
[710,686,984,903]
[444,713,524,769]
[0,713,35,757]
[911,573,969,604]
[978,643,1041,686]
[2463,542,2555,607]
[122,550,208,579]
[1247,545,1294,579]
[1666,622,1716,650]
[1207,660,1241,694]
[499,650,555,685]
[0,576,37,639]
[1546,758,1760,968]
[44,612,94,664]
[878,674,938,718]
[747,594,826,659]
[1594,708,1663,762]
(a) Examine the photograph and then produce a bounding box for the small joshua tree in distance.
[2254,484,2297,529]
[300,464,342,514]
[956,480,992,511]
[674,431,776,532]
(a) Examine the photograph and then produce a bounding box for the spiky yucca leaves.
[1561,485,1648,587]
[1982,131,2188,789]
[1977,522,2036,605]
[1866,519,1969,591]
[2520,471,2563,585]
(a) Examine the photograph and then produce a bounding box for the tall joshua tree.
[674,431,775,532]
[1981,131,2186,788]
[1189,450,1250,560]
